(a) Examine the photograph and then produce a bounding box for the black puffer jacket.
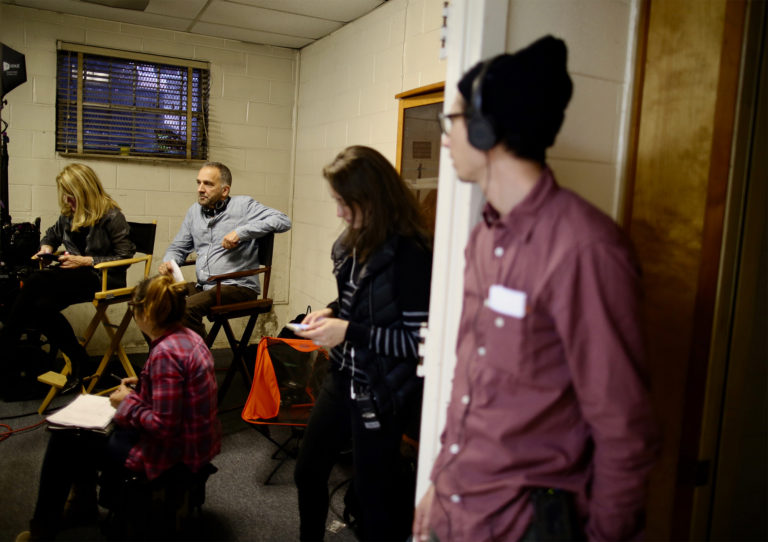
[330,233,431,417]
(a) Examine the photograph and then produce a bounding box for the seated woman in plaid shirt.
[17,274,221,542]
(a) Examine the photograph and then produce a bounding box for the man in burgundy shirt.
[413,36,660,541]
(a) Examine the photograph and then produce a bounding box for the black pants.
[30,427,136,538]
[4,267,99,378]
[182,283,258,339]
[294,370,410,542]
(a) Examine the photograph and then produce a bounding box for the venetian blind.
[56,42,209,161]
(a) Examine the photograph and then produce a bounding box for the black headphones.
[202,197,230,218]
[466,57,499,151]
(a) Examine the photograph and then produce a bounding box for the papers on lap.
[47,394,116,431]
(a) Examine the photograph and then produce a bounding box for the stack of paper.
[47,394,116,431]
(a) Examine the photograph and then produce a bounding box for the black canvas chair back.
[204,232,275,406]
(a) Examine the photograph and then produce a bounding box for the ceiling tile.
[144,0,207,19]
[1,0,387,48]
[226,0,386,23]
[200,1,342,39]
[191,21,313,49]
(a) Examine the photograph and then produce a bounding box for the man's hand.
[222,230,240,250]
[158,261,174,275]
[296,315,348,349]
[413,484,436,541]
[58,253,93,269]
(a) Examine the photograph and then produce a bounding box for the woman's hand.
[58,253,94,269]
[302,307,334,326]
[35,245,54,257]
[297,314,348,349]
[109,378,137,408]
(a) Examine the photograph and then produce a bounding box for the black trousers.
[30,427,136,538]
[294,370,411,542]
[182,283,258,339]
[4,267,99,378]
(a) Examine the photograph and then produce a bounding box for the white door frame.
[415,0,509,501]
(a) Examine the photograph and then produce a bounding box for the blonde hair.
[56,164,120,231]
[131,274,187,331]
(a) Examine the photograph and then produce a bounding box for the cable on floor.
[0,418,46,443]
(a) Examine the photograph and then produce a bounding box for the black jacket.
[41,208,136,288]
[330,233,432,416]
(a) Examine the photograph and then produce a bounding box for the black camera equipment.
[1,43,39,319]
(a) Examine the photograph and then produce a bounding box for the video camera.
[1,42,39,320]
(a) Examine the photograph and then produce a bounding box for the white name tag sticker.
[487,284,527,318]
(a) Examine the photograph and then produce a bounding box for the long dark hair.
[323,145,430,263]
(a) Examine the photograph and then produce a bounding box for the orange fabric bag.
[241,336,329,423]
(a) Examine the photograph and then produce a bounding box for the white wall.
[288,0,447,319]
[507,0,638,217]
[0,4,297,351]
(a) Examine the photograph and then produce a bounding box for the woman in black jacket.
[294,145,433,541]
[2,163,135,393]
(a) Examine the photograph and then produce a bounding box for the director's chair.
[37,221,157,413]
[186,233,275,406]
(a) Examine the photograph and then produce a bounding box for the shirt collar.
[482,167,559,242]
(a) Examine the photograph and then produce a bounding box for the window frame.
[55,41,210,163]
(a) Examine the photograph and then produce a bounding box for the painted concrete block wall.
[0,4,297,352]
[506,0,636,217]
[288,0,446,319]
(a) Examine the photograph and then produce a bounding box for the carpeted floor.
[0,350,357,541]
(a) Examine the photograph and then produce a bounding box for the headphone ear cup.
[467,113,498,151]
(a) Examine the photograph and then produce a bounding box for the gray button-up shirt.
[162,195,291,293]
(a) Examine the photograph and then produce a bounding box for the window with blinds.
[56,43,209,161]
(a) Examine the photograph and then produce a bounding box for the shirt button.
[450,494,461,504]
[494,246,504,257]
[495,317,504,328]
[461,394,470,405]
[477,346,486,356]
[449,443,460,454]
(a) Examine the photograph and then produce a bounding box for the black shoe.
[60,375,82,395]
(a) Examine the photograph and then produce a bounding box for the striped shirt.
[330,243,430,383]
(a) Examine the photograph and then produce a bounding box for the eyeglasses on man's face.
[437,112,467,135]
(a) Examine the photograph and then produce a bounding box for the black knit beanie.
[457,35,573,162]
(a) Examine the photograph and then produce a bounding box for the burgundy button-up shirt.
[429,169,659,541]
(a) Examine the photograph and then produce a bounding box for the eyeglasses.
[437,112,467,135]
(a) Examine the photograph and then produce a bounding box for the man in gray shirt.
[159,162,291,338]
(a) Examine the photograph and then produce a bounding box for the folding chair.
[241,336,329,484]
[37,221,157,413]
[200,233,275,405]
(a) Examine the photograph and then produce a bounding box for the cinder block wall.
[507,0,638,217]
[288,0,447,318]
[1,4,297,351]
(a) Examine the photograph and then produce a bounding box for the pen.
[112,373,136,390]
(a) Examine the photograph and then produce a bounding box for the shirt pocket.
[475,303,529,379]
